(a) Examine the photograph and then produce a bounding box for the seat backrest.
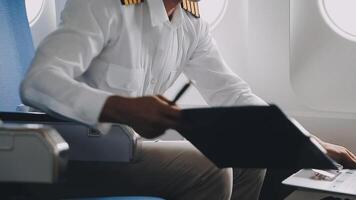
[0,0,35,111]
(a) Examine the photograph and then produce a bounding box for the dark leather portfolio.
[180,105,338,169]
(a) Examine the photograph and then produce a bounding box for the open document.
[283,169,356,196]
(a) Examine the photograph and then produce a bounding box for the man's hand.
[321,141,356,169]
[99,95,181,139]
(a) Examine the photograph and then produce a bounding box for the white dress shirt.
[20,0,266,127]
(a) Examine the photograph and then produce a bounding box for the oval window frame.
[319,0,356,42]
[25,0,46,26]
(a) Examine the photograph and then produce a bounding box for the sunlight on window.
[321,0,356,40]
[25,0,45,26]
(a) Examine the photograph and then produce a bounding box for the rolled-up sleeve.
[20,0,120,125]
[183,21,267,107]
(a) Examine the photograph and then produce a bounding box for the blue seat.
[0,0,34,111]
[0,1,164,199]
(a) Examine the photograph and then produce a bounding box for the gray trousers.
[29,141,266,200]
[128,141,266,200]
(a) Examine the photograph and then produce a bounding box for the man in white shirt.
[21,0,356,199]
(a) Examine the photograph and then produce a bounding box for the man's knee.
[181,167,232,200]
[204,168,233,200]
[218,168,234,199]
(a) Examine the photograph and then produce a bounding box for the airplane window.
[320,0,356,40]
[199,0,229,29]
[291,0,356,113]
[25,0,45,26]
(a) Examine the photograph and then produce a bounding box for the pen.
[170,80,194,105]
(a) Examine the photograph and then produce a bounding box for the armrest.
[0,124,69,183]
[0,112,71,123]
[0,112,137,163]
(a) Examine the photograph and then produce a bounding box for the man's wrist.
[99,95,128,123]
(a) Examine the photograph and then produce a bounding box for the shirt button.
[150,78,157,85]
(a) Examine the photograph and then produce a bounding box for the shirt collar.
[171,4,184,28]
[147,0,169,27]
[146,0,184,28]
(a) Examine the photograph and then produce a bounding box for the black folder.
[179,105,338,169]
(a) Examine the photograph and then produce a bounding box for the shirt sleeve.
[20,0,121,125]
[183,21,267,107]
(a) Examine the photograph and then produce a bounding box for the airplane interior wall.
[247,0,356,152]
[28,0,356,151]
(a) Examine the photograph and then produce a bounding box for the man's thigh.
[27,140,232,199]
[111,140,232,199]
